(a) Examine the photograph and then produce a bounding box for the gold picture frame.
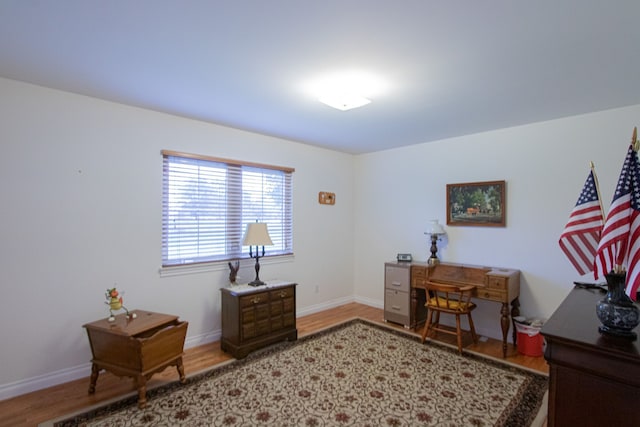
[446,180,506,227]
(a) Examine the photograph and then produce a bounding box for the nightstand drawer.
[270,287,294,300]
[240,292,269,308]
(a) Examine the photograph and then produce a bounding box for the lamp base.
[248,279,267,287]
[428,256,440,266]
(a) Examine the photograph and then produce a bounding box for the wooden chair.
[420,282,478,354]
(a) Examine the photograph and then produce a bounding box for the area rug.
[50,319,547,426]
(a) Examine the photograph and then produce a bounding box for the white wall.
[353,103,640,338]
[0,77,355,398]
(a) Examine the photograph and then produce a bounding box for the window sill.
[158,254,294,278]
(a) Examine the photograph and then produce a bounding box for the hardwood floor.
[0,303,548,427]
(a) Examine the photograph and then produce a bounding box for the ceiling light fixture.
[303,70,388,112]
[318,93,371,111]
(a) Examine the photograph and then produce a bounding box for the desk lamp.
[425,220,446,265]
[243,222,273,286]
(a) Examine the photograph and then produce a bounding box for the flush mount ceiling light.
[303,70,388,111]
[318,93,371,111]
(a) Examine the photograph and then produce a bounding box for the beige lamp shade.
[242,222,273,246]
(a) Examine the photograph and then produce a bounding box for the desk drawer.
[412,265,427,279]
[487,276,508,290]
[476,287,506,302]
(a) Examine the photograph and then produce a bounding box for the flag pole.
[632,127,638,152]
[590,161,606,223]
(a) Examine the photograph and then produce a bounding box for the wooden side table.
[221,281,297,359]
[83,310,188,408]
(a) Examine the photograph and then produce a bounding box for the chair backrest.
[425,282,475,313]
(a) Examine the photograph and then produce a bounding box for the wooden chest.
[83,310,188,408]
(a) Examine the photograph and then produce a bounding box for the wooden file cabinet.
[384,262,426,328]
[83,310,188,408]
[221,281,297,359]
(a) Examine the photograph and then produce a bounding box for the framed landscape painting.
[446,180,506,227]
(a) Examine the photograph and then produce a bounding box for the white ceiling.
[1,1,640,154]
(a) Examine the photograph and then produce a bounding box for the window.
[162,150,294,267]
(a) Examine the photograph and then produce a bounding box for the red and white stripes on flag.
[559,170,605,275]
[594,144,640,301]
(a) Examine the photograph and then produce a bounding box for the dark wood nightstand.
[220,281,297,359]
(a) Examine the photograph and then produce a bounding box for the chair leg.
[468,314,478,344]
[421,310,433,343]
[455,314,463,354]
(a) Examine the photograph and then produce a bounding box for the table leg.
[136,376,148,409]
[177,357,186,384]
[88,363,99,394]
[511,297,521,346]
[410,287,418,329]
[500,302,510,358]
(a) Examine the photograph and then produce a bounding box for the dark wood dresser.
[541,287,640,426]
[220,281,297,359]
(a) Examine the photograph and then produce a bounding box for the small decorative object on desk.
[105,287,136,322]
[228,260,240,285]
[596,272,640,340]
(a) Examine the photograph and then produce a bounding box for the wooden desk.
[221,281,297,359]
[411,262,520,357]
[541,287,640,426]
[83,310,188,408]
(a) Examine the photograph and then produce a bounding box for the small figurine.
[228,261,240,285]
[105,287,136,322]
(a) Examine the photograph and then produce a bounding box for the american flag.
[594,144,640,301]
[559,170,605,275]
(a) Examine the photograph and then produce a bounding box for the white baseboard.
[0,363,92,402]
[296,295,357,317]
[0,329,224,402]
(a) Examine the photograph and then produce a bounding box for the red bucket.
[515,322,544,357]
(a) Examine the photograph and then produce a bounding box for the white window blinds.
[161,150,294,267]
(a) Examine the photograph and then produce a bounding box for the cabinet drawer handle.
[252,297,262,304]
[279,291,288,298]
[391,305,401,310]
[483,292,490,298]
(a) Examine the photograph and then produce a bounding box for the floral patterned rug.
[52,319,547,426]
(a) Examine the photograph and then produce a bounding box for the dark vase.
[596,272,640,340]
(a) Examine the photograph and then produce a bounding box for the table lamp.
[242,222,273,286]
[425,220,446,265]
